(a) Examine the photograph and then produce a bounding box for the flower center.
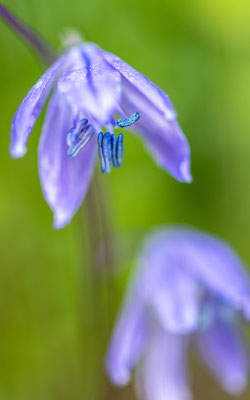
[66,112,140,173]
[199,296,238,332]
[97,112,140,174]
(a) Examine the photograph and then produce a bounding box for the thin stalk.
[91,170,113,272]
[78,170,115,399]
[0,3,56,66]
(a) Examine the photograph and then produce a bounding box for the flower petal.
[10,55,66,158]
[103,51,176,120]
[106,298,148,387]
[38,89,96,228]
[136,327,192,400]
[139,227,250,317]
[57,45,121,124]
[179,229,250,317]
[102,52,191,182]
[197,320,249,395]
[149,267,199,334]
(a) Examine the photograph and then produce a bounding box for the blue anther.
[102,132,112,174]
[67,118,94,158]
[117,112,140,128]
[97,132,106,173]
[67,118,88,146]
[98,132,124,173]
[116,133,124,167]
[111,134,118,168]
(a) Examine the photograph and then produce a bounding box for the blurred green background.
[0,0,250,399]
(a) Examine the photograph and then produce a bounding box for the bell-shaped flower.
[106,226,250,400]
[10,43,191,228]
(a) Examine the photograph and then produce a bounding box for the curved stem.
[0,4,56,66]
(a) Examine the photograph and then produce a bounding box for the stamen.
[97,131,124,173]
[67,118,88,147]
[117,112,140,128]
[102,132,112,174]
[111,134,118,168]
[116,133,124,166]
[67,118,94,158]
[97,132,106,173]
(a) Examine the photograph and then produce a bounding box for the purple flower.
[10,43,191,228]
[106,226,250,400]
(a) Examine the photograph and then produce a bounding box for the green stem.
[0,3,56,66]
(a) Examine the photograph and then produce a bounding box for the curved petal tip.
[9,142,27,159]
[53,211,71,230]
[106,366,131,387]
[222,372,248,395]
[179,158,192,183]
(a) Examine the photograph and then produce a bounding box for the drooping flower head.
[106,226,250,400]
[10,41,191,228]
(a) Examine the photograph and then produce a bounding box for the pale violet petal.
[102,50,176,120]
[197,320,249,395]
[57,44,121,124]
[10,54,66,158]
[136,327,192,400]
[106,299,148,386]
[149,267,199,334]
[138,227,250,316]
[102,51,191,182]
[38,89,96,228]
[175,229,250,315]
[121,79,191,183]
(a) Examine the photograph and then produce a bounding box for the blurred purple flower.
[106,227,250,400]
[10,43,191,228]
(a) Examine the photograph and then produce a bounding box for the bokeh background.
[0,0,250,399]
